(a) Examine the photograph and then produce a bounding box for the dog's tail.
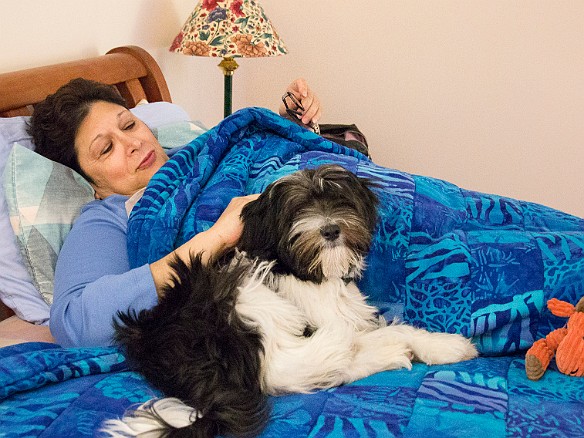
[102,393,268,438]
[101,398,201,437]
[104,253,269,437]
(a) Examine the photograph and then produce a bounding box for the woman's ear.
[91,184,103,200]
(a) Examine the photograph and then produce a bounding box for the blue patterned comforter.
[128,107,584,355]
[1,342,584,437]
[2,107,583,437]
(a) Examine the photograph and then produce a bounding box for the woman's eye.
[101,144,112,156]
[124,122,136,130]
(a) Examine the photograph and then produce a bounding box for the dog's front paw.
[349,341,412,382]
[413,332,478,365]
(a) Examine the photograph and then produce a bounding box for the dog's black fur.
[113,165,379,438]
[114,256,269,438]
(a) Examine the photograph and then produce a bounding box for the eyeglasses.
[282,91,320,135]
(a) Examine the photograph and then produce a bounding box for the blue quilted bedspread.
[2,107,583,437]
[128,107,584,355]
[1,342,584,437]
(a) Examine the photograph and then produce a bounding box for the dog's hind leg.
[372,323,478,365]
[262,323,359,394]
[345,327,414,382]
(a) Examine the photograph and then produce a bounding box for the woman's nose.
[124,136,142,154]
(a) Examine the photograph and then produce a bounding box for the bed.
[1,46,584,437]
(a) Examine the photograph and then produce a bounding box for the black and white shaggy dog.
[103,164,477,438]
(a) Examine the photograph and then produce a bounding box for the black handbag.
[282,114,371,159]
[319,123,370,158]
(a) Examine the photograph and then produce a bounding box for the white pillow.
[0,101,200,324]
[131,101,190,126]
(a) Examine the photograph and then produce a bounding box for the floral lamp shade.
[169,0,288,59]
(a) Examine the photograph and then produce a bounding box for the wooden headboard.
[0,45,172,118]
[0,45,171,321]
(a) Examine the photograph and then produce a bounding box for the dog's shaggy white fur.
[103,165,477,438]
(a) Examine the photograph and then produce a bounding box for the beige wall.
[1,1,582,217]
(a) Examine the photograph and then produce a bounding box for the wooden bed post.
[0,45,173,117]
[106,46,172,106]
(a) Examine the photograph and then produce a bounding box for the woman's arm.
[50,196,157,347]
[50,194,258,347]
[278,78,322,125]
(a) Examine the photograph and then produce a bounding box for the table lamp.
[170,0,288,118]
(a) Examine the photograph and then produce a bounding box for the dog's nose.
[321,224,341,241]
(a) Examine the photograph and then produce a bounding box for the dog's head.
[239,164,379,283]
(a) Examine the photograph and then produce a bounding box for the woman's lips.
[138,151,155,170]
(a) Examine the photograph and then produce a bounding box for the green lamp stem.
[218,57,239,118]
[223,74,232,118]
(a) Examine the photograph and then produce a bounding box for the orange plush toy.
[525,297,584,381]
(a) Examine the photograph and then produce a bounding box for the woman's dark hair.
[28,78,128,182]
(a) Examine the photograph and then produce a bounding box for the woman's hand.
[149,194,259,297]
[278,78,322,125]
[180,194,260,262]
[207,194,260,251]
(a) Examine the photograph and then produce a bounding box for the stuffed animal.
[525,297,584,381]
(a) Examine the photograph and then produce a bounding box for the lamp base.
[218,57,239,118]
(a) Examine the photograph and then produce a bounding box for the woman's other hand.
[176,194,260,262]
[150,194,259,296]
[208,194,260,251]
[278,78,322,126]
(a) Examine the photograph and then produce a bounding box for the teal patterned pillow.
[3,143,94,305]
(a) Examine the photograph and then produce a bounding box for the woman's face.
[75,101,168,199]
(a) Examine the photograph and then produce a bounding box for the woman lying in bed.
[30,77,322,347]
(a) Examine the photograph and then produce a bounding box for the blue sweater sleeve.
[50,195,158,347]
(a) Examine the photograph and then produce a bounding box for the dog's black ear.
[357,176,381,231]
[238,193,280,261]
